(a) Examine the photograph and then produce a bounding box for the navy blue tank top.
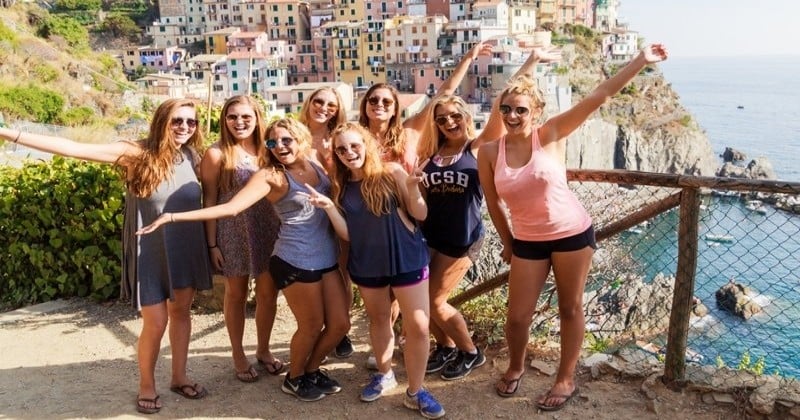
[342,180,429,278]
[421,143,484,248]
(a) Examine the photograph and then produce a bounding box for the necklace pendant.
[432,155,443,165]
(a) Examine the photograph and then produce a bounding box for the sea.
[624,55,800,377]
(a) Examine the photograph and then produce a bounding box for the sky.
[619,0,800,57]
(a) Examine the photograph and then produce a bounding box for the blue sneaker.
[360,372,397,402]
[404,388,445,419]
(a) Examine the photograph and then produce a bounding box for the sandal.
[535,387,579,411]
[257,358,285,375]
[136,395,161,414]
[170,383,208,400]
[235,365,260,383]
[495,374,523,398]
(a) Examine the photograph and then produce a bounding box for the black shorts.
[512,226,597,260]
[269,255,338,290]
[351,266,429,289]
[428,232,485,262]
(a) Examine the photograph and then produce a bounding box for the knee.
[505,314,532,332]
[225,283,249,302]
[558,303,584,322]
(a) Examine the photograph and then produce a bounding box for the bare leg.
[137,301,168,410]
[168,287,202,393]
[253,271,280,364]
[392,281,431,393]
[223,275,251,373]
[537,247,593,408]
[306,270,350,372]
[281,281,324,379]
[428,250,475,351]
[359,286,394,374]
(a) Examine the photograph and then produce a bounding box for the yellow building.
[204,27,241,55]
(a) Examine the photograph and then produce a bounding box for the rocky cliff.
[560,44,718,176]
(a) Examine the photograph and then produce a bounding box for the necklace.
[237,144,257,165]
[432,141,468,167]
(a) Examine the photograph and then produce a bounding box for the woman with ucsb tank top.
[304,122,445,419]
[138,118,350,403]
[478,44,669,411]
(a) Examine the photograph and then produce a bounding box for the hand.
[136,213,171,235]
[210,247,224,271]
[300,183,335,209]
[500,243,512,264]
[531,46,562,63]
[406,158,428,188]
[641,44,668,64]
[468,42,493,61]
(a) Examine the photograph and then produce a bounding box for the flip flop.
[257,358,285,375]
[136,395,161,414]
[495,374,523,398]
[170,383,209,400]
[535,387,579,412]
[235,365,260,383]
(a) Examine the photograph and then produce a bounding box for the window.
[232,70,238,77]
[419,69,424,76]
[288,4,293,10]
[233,82,239,91]
[298,92,303,101]
[231,59,236,65]
[272,5,277,11]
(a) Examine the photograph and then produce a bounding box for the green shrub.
[0,157,124,309]
[678,114,692,127]
[32,63,60,83]
[0,84,65,123]
[59,106,97,126]
[0,19,17,44]
[37,15,90,51]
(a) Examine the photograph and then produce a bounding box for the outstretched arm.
[137,168,273,234]
[540,44,668,146]
[404,42,493,132]
[0,127,137,164]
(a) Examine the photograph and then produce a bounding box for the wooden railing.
[449,169,800,385]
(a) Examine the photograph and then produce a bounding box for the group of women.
[0,42,667,417]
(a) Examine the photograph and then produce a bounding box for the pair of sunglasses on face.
[266,137,295,149]
[434,112,464,126]
[367,96,395,107]
[333,143,363,156]
[311,97,339,111]
[498,105,530,116]
[171,118,198,129]
[225,114,255,122]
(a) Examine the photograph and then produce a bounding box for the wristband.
[208,244,218,249]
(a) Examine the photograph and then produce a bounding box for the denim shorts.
[269,255,338,290]
[512,226,597,260]
[350,266,429,289]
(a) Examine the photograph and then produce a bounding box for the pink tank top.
[494,129,592,241]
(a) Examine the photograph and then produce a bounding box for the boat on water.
[745,200,768,215]
[712,189,739,198]
[705,233,735,243]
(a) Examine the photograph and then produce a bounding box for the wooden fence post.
[663,187,700,384]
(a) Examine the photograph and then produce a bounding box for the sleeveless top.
[421,141,484,248]
[122,147,213,309]
[342,180,429,278]
[494,129,592,241]
[272,162,338,270]
[216,154,280,277]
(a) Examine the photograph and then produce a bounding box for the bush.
[32,62,60,83]
[59,106,97,126]
[0,84,64,123]
[37,15,90,51]
[0,157,124,309]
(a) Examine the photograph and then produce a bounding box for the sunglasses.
[434,112,464,126]
[312,97,339,111]
[225,114,255,122]
[367,96,395,107]
[498,105,530,116]
[334,143,363,156]
[171,118,198,128]
[266,137,295,149]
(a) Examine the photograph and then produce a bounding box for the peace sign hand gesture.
[302,183,335,209]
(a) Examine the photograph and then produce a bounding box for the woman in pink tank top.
[478,44,669,411]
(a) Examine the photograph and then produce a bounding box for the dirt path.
[0,298,738,419]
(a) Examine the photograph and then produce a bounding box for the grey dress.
[121,147,213,309]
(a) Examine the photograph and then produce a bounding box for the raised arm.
[404,42,493,132]
[477,142,512,263]
[0,127,138,164]
[540,44,668,145]
[392,161,427,221]
[137,167,273,235]
[199,145,224,270]
[303,183,350,241]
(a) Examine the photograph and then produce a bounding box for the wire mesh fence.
[459,173,800,381]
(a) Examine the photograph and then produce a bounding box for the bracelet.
[169,213,174,223]
[13,131,21,143]
[208,244,218,249]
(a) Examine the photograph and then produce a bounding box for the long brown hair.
[217,95,269,193]
[298,87,347,132]
[418,95,477,160]
[330,122,399,216]
[358,83,405,162]
[126,98,204,197]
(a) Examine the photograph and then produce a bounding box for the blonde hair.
[358,83,405,162]
[126,98,204,197]
[500,75,546,110]
[217,95,269,193]
[298,87,347,132]
[264,118,313,168]
[330,122,399,216]
[418,95,477,160]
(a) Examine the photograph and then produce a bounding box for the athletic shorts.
[511,226,597,260]
[351,266,429,289]
[428,232,485,262]
[269,255,338,290]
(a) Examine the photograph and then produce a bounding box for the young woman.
[478,44,669,411]
[138,118,350,403]
[304,122,445,419]
[0,99,213,414]
[415,47,562,380]
[298,87,354,359]
[200,95,283,382]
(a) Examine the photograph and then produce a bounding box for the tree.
[102,14,141,40]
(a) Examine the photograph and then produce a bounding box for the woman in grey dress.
[0,99,213,415]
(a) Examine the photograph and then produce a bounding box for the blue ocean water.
[624,56,800,377]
